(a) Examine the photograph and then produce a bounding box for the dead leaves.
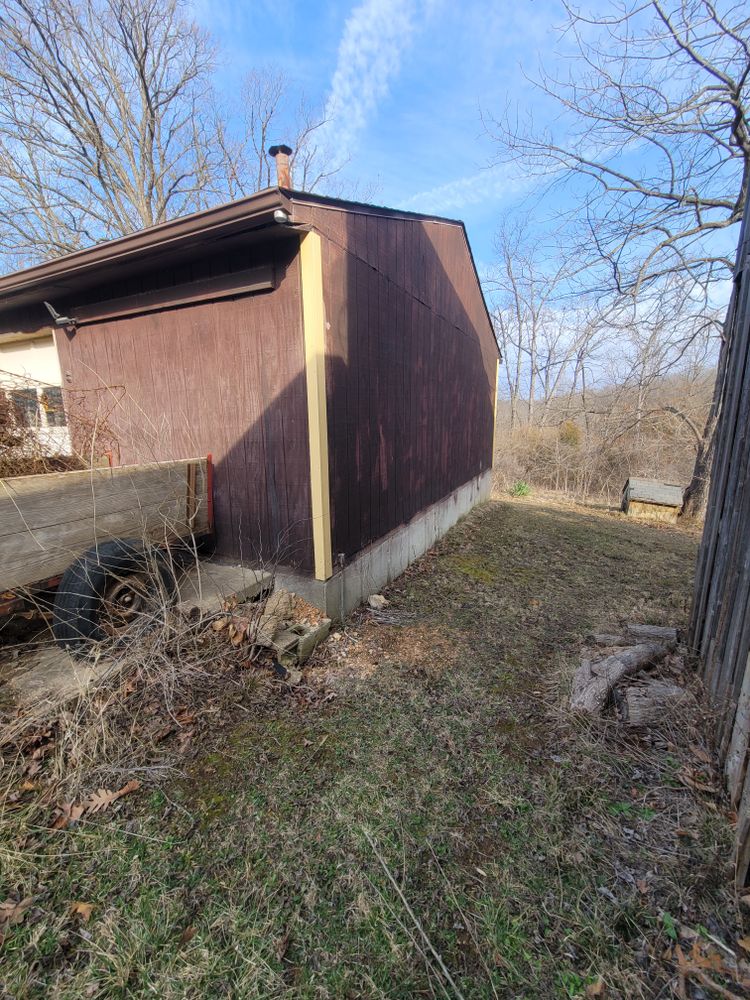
[178,925,197,947]
[585,979,605,998]
[82,780,140,814]
[0,897,33,944]
[69,901,94,923]
[677,766,719,795]
[666,922,750,999]
[5,779,39,811]
[0,898,97,947]
[51,801,84,830]
[210,590,297,652]
[228,620,248,646]
[52,779,140,828]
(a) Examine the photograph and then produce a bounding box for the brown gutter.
[0,187,290,309]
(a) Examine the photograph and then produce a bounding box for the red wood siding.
[55,240,314,570]
[294,203,497,561]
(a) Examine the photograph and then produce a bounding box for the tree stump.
[622,680,693,727]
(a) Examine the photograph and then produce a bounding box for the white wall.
[0,334,62,386]
[0,333,71,455]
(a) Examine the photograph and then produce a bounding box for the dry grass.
[0,493,742,999]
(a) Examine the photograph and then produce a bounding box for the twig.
[683,964,744,1000]
[364,872,453,1000]
[426,841,499,1000]
[368,608,419,626]
[362,827,466,1000]
[300,734,330,773]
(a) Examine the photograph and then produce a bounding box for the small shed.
[621,477,684,523]
[0,158,499,616]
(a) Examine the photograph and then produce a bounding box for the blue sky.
[191,0,571,275]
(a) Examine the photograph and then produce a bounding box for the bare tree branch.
[485,0,750,297]
[0,7,351,272]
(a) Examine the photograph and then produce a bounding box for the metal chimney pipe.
[268,144,293,188]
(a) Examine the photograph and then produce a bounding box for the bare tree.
[0,0,221,268]
[486,0,749,514]
[491,226,609,429]
[0,4,349,274]
[216,67,347,199]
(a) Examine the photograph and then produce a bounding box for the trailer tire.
[52,539,176,653]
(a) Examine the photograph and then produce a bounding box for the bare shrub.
[0,379,81,478]
[494,373,713,506]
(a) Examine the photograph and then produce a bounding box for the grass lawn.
[1,495,739,999]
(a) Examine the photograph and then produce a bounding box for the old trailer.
[0,457,211,647]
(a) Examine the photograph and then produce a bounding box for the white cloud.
[399,163,532,215]
[706,278,733,310]
[322,0,431,163]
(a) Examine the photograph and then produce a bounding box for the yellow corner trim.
[299,231,333,580]
[492,358,499,469]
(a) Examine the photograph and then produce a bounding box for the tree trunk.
[623,681,693,727]
[681,331,728,520]
[626,623,678,643]
[681,417,716,519]
[570,642,666,714]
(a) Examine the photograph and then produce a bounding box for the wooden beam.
[492,357,499,469]
[74,266,275,325]
[299,232,333,581]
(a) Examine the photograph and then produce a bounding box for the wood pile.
[571,623,694,725]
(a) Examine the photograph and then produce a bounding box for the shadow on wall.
[319,207,496,562]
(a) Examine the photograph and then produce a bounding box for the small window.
[41,387,66,427]
[10,389,40,427]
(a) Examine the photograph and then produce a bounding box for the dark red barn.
[0,171,498,614]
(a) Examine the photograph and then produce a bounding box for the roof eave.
[0,187,290,312]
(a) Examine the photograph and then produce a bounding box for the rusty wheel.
[100,571,154,635]
[52,539,176,654]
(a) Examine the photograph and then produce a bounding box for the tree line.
[487,0,749,516]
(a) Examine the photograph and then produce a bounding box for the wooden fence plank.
[0,459,208,592]
[689,194,750,884]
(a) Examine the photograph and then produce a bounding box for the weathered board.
[689,191,750,885]
[0,458,209,592]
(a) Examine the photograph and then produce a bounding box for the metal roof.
[624,477,684,506]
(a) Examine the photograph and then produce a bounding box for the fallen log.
[571,642,666,714]
[622,680,693,727]
[586,633,630,646]
[626,623,678,644]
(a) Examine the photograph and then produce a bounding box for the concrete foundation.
[276,470,491,618]
[176,563,272,615]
